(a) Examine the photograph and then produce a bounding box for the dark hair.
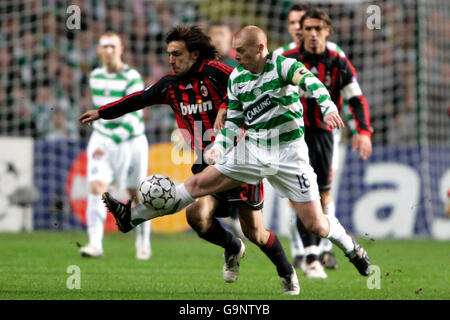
[300,7,332,32]
[166,25,218,62]
[289,3,311,13]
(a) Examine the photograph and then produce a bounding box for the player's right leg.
[318,128,343,269]
[291,200,371,276]
[238,205,300,295]
[266,138,370,277]
[298,128,333,277]
[287,202,305,270]
[103,165,243,232]
[81,180,108,258]
[319,200,339,269]
[82,132,115,257]
[185,195,245,283]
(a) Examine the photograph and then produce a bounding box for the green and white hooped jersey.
[89,65,145,143]
[215,53,337,154]
[273,41,297,56]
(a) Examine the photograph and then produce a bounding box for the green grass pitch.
[0,231,448,300]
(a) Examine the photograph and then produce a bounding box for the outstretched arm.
[287,59,345,129]
[79,109,100,125]
[79,76,169,124]
[340,58,373,160]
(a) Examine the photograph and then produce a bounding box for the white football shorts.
[214,136,320,202]
[87,131,148,190]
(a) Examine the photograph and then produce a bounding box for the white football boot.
[303,260,328,279]
[136,245,152,260]
[281,267,300,295]
[80,244,104,258]
[222,238,245,283]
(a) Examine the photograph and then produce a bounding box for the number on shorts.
[296,173,310,189]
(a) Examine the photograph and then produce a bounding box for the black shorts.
[304,128,334,191]
[191,163,264,217]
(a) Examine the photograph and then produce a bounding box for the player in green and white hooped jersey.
[214,26,369,279]
[80,32,151,260]
[99,26,371,283]
[274,3,358,273]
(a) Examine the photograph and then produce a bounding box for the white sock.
[319,201,335,253]
[86,193,107,249]
[130,183,195,225]
[325,215,355,254]
[304,245,320,257]
[135,220,151,249]
[289,208,304,258]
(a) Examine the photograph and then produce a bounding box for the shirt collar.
[300,44,328,60]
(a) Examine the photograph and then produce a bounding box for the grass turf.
[0,231,448,300]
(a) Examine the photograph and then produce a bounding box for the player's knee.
[310,220,329,238]
[242,225,265,246]
[186,209,202,232]
[304,217,328,238]
[186,207,209,234]
[188,175,207,194]
[90,181,107,194]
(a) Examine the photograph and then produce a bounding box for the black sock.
[197,218,241,254]
[296,216,320,263]
[259,230,292,278]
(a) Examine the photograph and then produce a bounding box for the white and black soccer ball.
[139,174,176,210]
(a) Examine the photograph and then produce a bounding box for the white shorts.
[214,137,320,202]
[87,131,148,190]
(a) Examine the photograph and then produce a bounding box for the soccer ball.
[139,174,176,210]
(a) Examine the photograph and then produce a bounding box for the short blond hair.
[99,31,122,44]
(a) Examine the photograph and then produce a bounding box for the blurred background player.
[274,3,355,273]
[80,26,298,294]
[79,31,152,260]
[207,21,238,68]
[283,8,372,278]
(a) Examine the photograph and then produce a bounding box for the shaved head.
[232,26,269,73]
[234,26,267,47]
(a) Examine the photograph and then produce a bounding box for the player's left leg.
[104,165,243,232]
[238,205,299,295]
[128,188,151,260]
[127,135,151,260]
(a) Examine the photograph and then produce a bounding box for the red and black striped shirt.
[283,45,372,136]
[98,60,233,151]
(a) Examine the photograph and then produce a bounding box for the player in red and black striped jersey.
[100,56,229,154]
[81,25,296,288]
[282,8,373,278]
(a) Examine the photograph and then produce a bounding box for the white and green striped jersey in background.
[214,53,338,154]
[89,65,145,143]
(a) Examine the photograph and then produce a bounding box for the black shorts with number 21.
[191,163,264,216]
